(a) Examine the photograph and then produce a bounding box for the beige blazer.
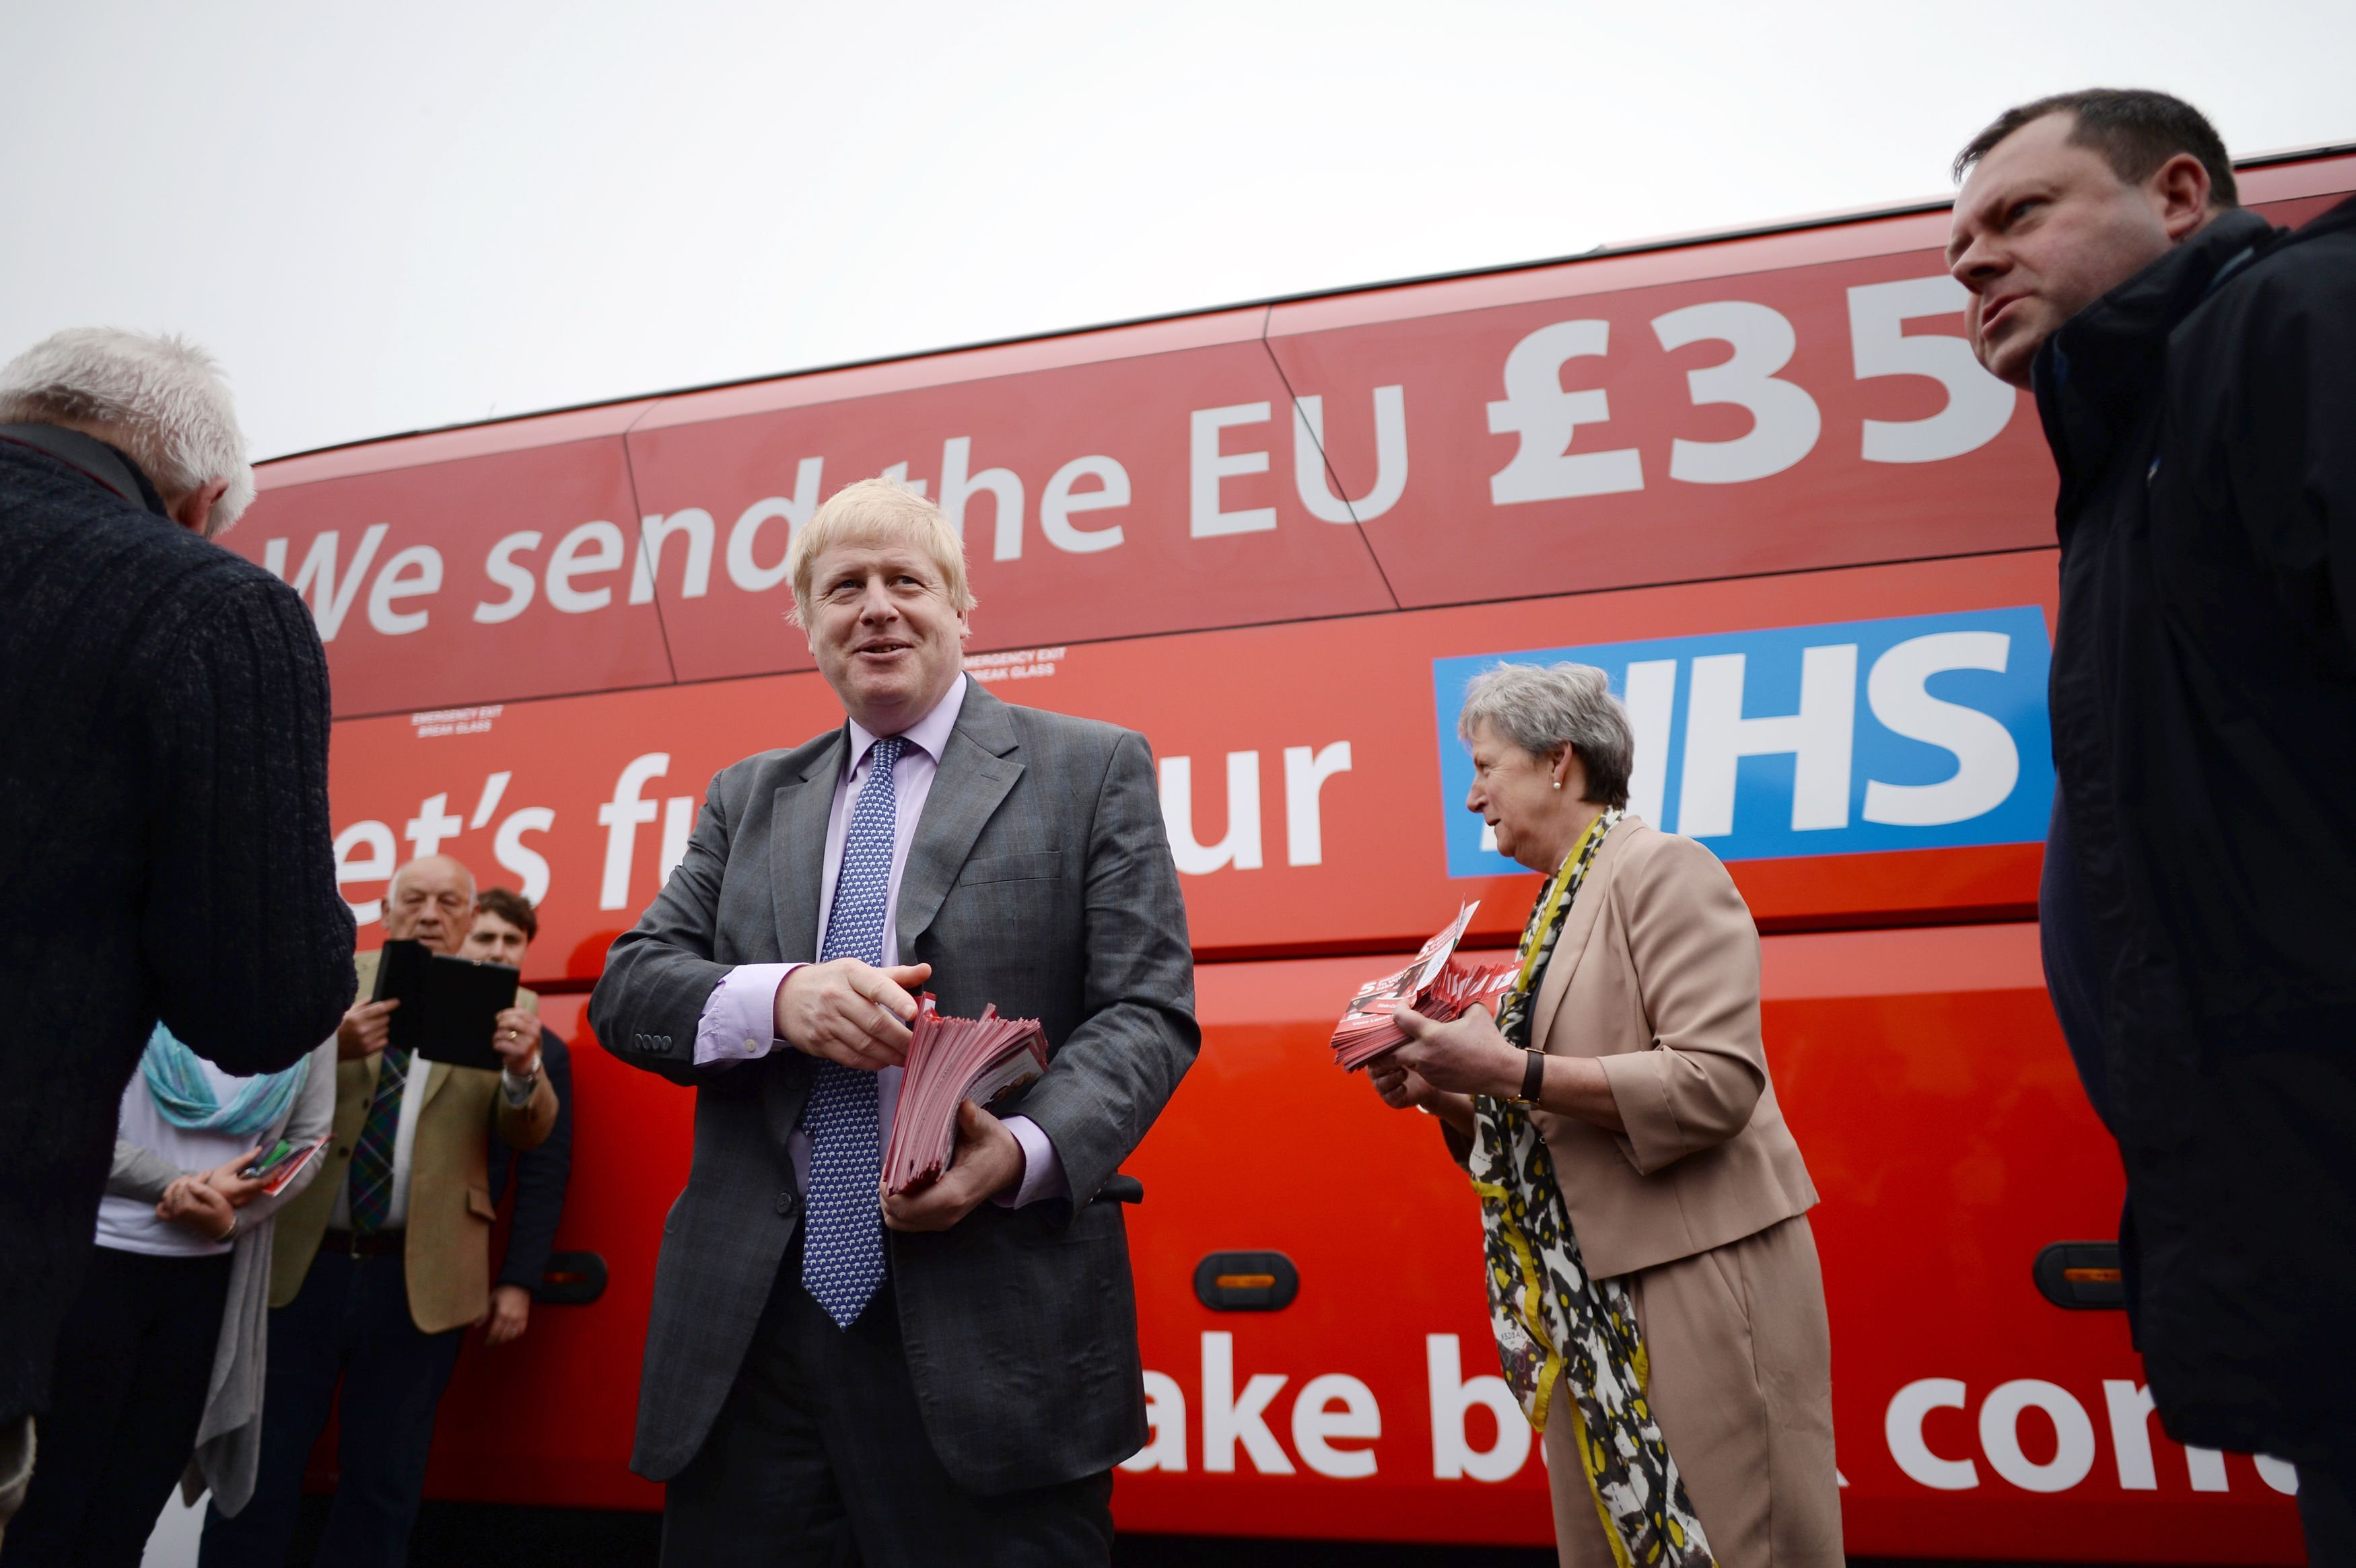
[1527,816,1817,1279]
[271,950,557,1332]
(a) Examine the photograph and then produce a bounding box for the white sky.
[3,1,2348,462]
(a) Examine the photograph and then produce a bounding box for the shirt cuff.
[992,1114,1069,1209]
[695,963,802,1067]
[500,1069,536,1106]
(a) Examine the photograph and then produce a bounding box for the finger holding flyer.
[1327,902,1515,1071]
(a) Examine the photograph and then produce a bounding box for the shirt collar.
[845,672,969,774]
[0,422,171,517]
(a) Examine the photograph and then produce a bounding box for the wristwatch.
[1509,1047,1547,1108]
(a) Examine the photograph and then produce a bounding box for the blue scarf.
[139,1024,310,1138]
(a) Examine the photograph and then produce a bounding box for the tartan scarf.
[1468,809,1715,1568]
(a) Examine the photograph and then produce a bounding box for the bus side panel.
[1103,933,2301,1562]
[232,168,2352,729]
[315,552,2059,985]
[621,341,1401,684]
[406,943,2299,1561]
[1267,246,2053,609]
[1770,929,2302,1563]
[417,993,674,1511]
[241,433,672,717]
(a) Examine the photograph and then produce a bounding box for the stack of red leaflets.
[1329,902,1518,1071]
[882,995,1051,1195]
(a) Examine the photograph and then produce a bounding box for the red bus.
[234,147,2355,1564]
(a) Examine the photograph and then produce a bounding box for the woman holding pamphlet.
[1363,662,1837,1568]
[1,1027,335,1567]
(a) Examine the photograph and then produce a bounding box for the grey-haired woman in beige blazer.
[1374,661,1840,1568]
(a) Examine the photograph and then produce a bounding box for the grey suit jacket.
[589,681,1198,1493]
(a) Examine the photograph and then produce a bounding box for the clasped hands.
[156,1148,272,1242]
[773,958,1024,1234]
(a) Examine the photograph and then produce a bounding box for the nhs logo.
[1433,607,2054,876]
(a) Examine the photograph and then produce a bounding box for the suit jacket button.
[775,1192,797,1215]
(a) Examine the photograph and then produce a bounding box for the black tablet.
[372,939,521,1071]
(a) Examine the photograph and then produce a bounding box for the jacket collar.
[2299,192,2356,242]
[767,676,1023,962]
[771,729,847,961]
[892,681,1023,949]
[2032,208,2277,528]
[1527,812,1640,1050]
[0,422,172,517]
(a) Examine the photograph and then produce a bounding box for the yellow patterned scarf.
[1469,809,1715,1567]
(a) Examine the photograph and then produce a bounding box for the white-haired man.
[0,329,355,1539]
[591,478,1198,1565]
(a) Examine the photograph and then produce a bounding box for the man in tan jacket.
[198,855,555,1568]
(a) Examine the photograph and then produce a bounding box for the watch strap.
[1514,1048,1546,1106]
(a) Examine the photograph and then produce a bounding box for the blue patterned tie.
[800,736,905,1328]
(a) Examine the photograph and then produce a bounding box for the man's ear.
[168,477,230,538]
[2151,151,2215,240]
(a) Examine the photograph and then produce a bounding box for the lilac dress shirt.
[693,674,1066,1208]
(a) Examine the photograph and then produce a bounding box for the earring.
[1551,780,1562,791]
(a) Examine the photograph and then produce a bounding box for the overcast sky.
[3,1,2348,461]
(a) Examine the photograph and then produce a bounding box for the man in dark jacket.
[1949,91,2355,1550]
[466,888,576,1345]
[0,329,356,1534]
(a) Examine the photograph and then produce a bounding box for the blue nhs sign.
[1432,606,2054,877]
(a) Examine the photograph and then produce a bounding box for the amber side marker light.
[534,1250,609,1306]
[1194,1252,1300,1312]
[2033,1242,2126,1310]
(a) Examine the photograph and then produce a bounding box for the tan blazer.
[271,950,557,1332]
[1528,816,1817,1279]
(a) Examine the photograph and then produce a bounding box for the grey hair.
[0,328,255,536]
[1457,662,1634,809]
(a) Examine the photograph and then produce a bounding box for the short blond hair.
[785,478,975,627]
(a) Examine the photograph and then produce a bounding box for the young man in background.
[463,888,575,1347]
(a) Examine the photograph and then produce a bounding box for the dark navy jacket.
[2032,195,2356,1467]
[489,1030,574,1293]
[0,428,353,1423]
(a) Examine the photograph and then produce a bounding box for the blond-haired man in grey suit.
[592,479,1196,1567]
